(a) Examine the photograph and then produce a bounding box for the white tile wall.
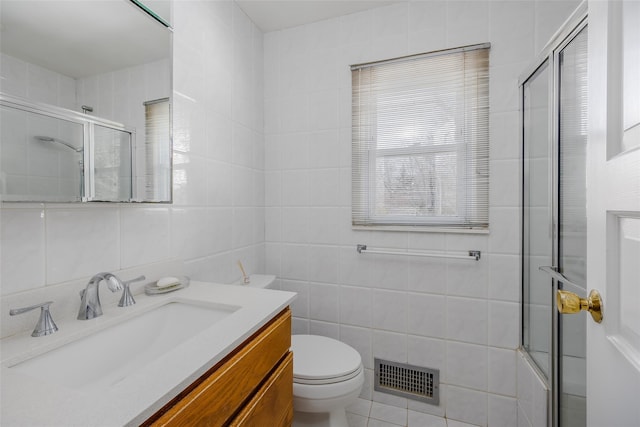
[0,53,77,110]
[517,350,549,427]
[488,347,517,396]
[0,208,45,294]
[489,394,518,427]
[1,1,265,304]
[447,386,488,426]
[45,207,120,283]
[263,1,579,426]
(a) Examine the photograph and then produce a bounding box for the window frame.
[367,142,468,226]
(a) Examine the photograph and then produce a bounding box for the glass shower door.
[521,13,588,427]
[557,25,588,427]
[522,59,553,379]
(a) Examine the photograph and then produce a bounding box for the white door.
[587,1,640,426]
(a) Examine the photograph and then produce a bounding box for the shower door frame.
[519,4,588,427]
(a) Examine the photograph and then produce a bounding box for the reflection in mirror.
[143,98,171,201]
[93,125,133,202]
[0,101,85,202]
[0,0,172,203]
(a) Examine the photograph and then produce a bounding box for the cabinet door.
[147,308,291,426]
[230,352,293,427]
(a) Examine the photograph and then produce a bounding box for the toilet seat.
[291,335,363,385]
[294,364,363,385]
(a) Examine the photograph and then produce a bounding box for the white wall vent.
[374,358,440,405]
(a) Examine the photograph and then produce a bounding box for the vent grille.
[374,358,439,405]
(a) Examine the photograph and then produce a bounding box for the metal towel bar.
[356,244,481,261]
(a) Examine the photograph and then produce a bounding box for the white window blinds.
[144,98,171,201]
[351,44,490,231]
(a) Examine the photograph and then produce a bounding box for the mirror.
[0,0,172,202]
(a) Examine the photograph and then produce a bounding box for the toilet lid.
[291,335,362,383]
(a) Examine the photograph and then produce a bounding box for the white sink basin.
[8,301,238,390]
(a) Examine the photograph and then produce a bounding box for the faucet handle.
[10,301,59,337]
[118,275,145,307]
[124,275,146,285]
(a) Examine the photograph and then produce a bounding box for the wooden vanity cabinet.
[145,308,292,427]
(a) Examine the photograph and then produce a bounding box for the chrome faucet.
[77,272,124,320]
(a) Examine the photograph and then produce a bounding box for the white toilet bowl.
[291,334,364,427]
[233,276,364,427]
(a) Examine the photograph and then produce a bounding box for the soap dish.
[145,276,190,295]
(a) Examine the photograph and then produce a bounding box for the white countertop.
[1,281,296,427]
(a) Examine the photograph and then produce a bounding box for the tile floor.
[346,399,480,427]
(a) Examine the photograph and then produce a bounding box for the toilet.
[291,334,364,427]
[237,275,364,427]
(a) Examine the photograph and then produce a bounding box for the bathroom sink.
[8,301,238,390]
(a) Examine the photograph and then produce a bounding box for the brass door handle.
[556,289,603,323]
[539,266,604,323]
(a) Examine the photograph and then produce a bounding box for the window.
[351,44,490,231]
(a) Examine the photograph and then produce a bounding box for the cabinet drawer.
[230,351,293,427]
[147,308,291,426]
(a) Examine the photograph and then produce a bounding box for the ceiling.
[236,0,404,32]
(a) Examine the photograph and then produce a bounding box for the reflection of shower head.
[36,136,83,153]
